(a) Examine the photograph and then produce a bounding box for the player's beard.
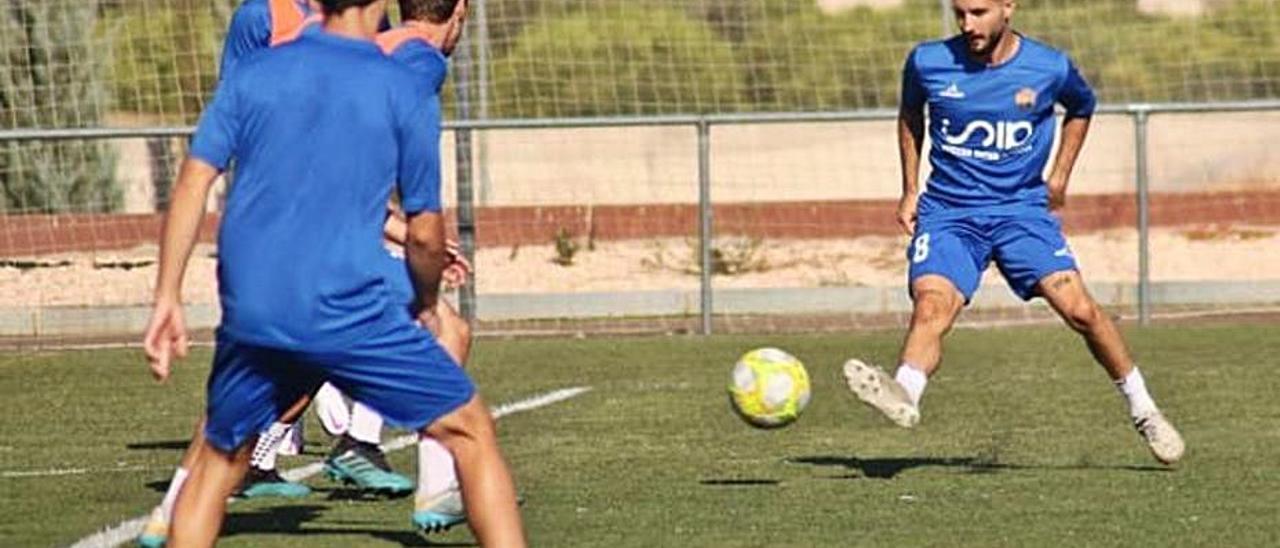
[966,27,1004,57]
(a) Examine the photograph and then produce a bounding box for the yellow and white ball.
[728,347,811,428]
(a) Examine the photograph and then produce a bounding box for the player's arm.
[896,49,927,235]
[1047,58,1098,211]
[1046,117,1090,211]
[144,159,220,381]
[396,92,449,323]
[144,77,240,381]
[406,213,448,312]
[144,169,224,383]
[383,203,408,245]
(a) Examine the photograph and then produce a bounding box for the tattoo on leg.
[1051,276,1073,290]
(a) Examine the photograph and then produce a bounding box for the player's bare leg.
[414,298,472,533]
[424,395,525,548]
[138,418,207,547]
[1037,270,1184,465]
[434,299,472,365]
[168,439,254,548]
[899,275,966,377]
[845,275,962,427]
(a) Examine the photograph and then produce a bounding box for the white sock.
[349,403,384,445]
[159,466,189,521]
[277,421,304,456]
[894,363,928,407]
[416,435,458,506]
[250,422,293,471]
[313,383,351,436]
[1115,367,1158,419]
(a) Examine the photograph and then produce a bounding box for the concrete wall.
[454,112,1279,208]
[110,110,1280,213]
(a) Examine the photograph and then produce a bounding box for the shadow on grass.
[699,478,782,487]
[144,479,171,493]
[787,455,1170,479]
[310,485,415,501]
[126,440,190,451]
[223,504,474,546]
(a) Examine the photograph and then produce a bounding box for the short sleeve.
[219,2,271,77]
[1057,58,1097,118]
[396,92,443,214]
[901,47,927,111]
[189,80,240,171]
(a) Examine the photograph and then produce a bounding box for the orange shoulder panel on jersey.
[376,23,434,55]
[268,0,318,46]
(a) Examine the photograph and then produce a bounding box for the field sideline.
[2,324,1278,547]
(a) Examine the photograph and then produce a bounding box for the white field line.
[67,386,593,548]
[954,304,1280,330]
[17,305,1280,353]
[3,465,159,479]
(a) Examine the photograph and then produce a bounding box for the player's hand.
[896,194,919,235]
[416,305,443,338]
[442,239,472,289]
[1047,177,1068,211]
[142,298,189,382]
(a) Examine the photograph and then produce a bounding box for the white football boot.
[842,359,920,428]
[1133,411,1185,465]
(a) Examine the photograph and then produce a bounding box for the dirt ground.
[2,225,1276,308]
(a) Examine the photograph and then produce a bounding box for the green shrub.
[739,6,935,111]
[0,2,119,213]
[98,1,224,123]
[490,6,746,117]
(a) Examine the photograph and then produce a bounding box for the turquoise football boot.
[136,507,168,548]
[412,488,467,534]
[234,467,312,499]
[324,435,414,496]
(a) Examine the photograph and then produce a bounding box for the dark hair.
[398,0,462,23]
[319,0,380,15]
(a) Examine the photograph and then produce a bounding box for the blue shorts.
[203,310,474,452]
[906,210,1077,303]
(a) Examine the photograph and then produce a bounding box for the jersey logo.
[1015,87,1038,112]
[939,82,966,99]
[1053,245,1073,258]
[938,118,1035,161]
[940,119,1034,150]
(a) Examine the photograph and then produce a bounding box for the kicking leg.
[845,275,963,427]
[898,275,966,378]
[1037,270,1184,465]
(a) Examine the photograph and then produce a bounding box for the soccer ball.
[728,347,811,428]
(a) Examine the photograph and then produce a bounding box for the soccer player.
[237,1,479,513]
[843,0,1185,466]
[375,0,475,531]
[141,0,525,545]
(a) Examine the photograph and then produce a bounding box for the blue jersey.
[376,25,449,305]
[191,31,443,350]
[220,0,390,77]
[219,0,316,77]
[377,24,450,95]
[902,35,1096,217]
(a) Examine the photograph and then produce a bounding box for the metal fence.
[3,100,1280,342]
